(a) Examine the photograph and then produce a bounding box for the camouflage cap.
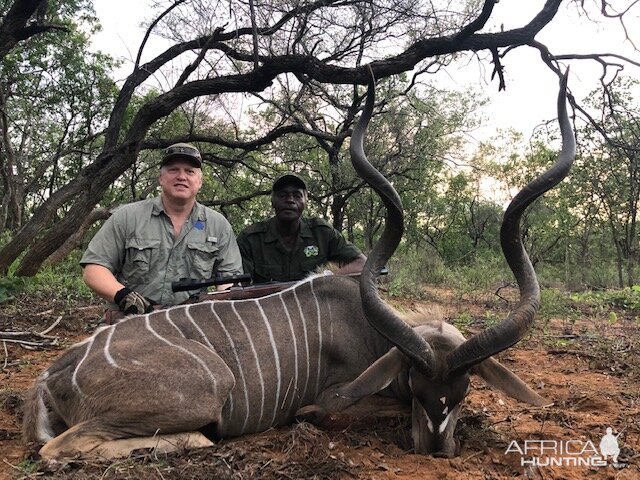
[162,143,202,168]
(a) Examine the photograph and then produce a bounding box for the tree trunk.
[0,0,50,60]
[11,146,138,276]
[42,208,111,268]
[330,194,346,233]
[0,88,22,231]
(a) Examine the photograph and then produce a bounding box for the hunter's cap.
[162,143,202,168]
[272,172,307,192]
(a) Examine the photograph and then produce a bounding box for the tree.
[0,0,69,60]
[1,0,638,276]
[0,32,118,232]
[578,77,640,287]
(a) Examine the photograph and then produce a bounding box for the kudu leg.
[37,337,235,460]
[294,382,375,425]
[39,419,213,460]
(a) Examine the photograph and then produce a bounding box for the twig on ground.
[494,281,516,303]
[2,340,7,369]
[0,337,58,349]
[463,450,482,462]
[40,315,62,335]
[0,318,62,351]
[547,349,598,359]
[541,334,580,339]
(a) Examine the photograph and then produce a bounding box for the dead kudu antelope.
[23,72,575,461]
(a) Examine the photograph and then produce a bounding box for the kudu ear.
[471,357,549,407]
[336,347,407,399]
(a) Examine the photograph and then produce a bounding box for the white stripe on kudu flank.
[231,303,266,432]
[144,317,218,393]
[279,294,299,413]
[210,302,248,430]
[103,325,118,368]
[185,305,215,350]
[255,300,282,426]
[72,337,95,396]
[310,280,323,394]
[293,288,311,402]
[165,309,186,337]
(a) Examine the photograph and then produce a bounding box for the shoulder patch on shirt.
[304,245,320,257]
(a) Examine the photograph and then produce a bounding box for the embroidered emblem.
[194,220,205,230]
[304,245,319,257]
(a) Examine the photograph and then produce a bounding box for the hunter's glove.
[114,287,154,315]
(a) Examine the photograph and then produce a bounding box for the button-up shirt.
[81,196,243,306]
[237,217,362,283]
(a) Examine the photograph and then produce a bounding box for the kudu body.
[23,72,574,460]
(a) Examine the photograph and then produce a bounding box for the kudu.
[23,71,575,460]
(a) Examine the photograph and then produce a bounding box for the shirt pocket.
[123,238,160,285]
[187,241,220,278]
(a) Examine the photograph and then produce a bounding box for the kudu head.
[348,68,575,456]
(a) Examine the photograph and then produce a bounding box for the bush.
[0,250,95,305]
[26,265,95,304]
[0,276,30,303]
[570,285,640,313]
[446,254,510,298]
[386,245,451,298]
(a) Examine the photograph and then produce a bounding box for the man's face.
[272,185,307,222]
[159,160,203,202]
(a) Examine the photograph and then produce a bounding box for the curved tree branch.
[3,0,639,275]
[0,0,68,60]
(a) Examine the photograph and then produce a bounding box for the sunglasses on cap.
[165,144,201,159]
[162,143,202,167]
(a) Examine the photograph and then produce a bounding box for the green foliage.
[452,311,474,335]
[14,458,40,476]
[574,77,640,288]
[38,250,94,302]
[1,0,119,227]
[570,285,640,312]
[538,288,579,334]
[482,310,500,328]
[386,245,450,297]
[0,0,637,294]
[0,276,30,303]
[447,254,508,297]
[0,253,94,305]
[27,267,94,304]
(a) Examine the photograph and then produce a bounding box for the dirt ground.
[1,287,639,480]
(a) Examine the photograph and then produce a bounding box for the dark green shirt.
[237,217,362,283]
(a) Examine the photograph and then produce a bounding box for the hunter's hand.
[114,287,153,315]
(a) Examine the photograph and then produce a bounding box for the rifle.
[172,273,290,303]
[171,267,388,304]
[171,273,253,293]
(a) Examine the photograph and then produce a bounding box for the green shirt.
[237,217,362,283]
[80,196,243,307]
